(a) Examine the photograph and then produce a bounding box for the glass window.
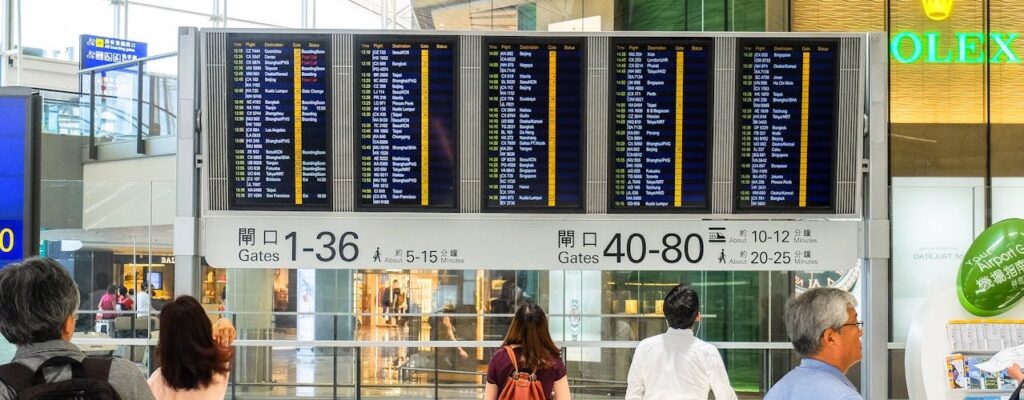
[20,0,115,61]
[314,0,385,29]
[128,0,214,15]
[126,4,216,55]
[225,0,302,27]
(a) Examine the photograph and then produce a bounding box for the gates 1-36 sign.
[202,215,861,271]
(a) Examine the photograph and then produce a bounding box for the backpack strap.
[0,357,114,395]
[80,357,114,381]
[503,346,519,374]
[31,356,85,385]
[0,362,35,394]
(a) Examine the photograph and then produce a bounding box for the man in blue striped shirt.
[764,287,863,400]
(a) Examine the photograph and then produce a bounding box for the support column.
[227,269,275,383]
[315,269,354,341]
[861,32,890,400]
[174,27,201,299]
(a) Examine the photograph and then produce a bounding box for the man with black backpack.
[0,257,154,400]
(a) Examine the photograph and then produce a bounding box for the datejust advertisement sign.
[0,90,39,267]
[202,215,861,271]
[958,218,1024,316]
[79,34,147,69]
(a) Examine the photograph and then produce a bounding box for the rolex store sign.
[958,219,1024,316]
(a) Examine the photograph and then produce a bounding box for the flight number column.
[233,43,267,201]
[739,47,771,207]
[617,46,645,207]
[361,45,391,204]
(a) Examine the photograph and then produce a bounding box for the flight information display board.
[0,95,36,267]
[610,39,712,211]
[228,34,331,210]
[484,38,585,211]
[356,36,458,210]
[736,40,837,212]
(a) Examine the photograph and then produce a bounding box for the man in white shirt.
[136,282,151,316]
[625,284,738,400]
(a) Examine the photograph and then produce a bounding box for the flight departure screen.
[228,34,331,210]
[611,39,712,211]
[0,97,29,266]
[737,40,837,211]
[484,39,585,211]
[356,37,458,209]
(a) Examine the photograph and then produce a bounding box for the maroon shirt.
[486,347,567,399]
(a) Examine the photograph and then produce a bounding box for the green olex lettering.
[991,33,1021,63]
[957,32,986,63]
[891,32,923,63]
[925,32,952,62]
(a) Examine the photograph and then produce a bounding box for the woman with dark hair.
[148,295,236,399]
[484,302,571,400]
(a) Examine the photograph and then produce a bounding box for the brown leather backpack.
[497,346,547,400]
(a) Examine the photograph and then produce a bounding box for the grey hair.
[0,258,81,345]
[785,287,858,358]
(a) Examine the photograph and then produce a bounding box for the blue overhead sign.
[79,34,147,69]
[0,92,38,267]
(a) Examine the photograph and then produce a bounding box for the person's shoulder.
[109,357,145,376]
[147,367,163,384]
[769,366,852,395]
[636,333,664,349]
[488,347,511,364]
[547,354,566,368]
[693,337,724,355]
[106,357,155,400]
[544,355,567,379]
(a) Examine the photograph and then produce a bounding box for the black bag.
[1012,380,1023,400]
[0,356,121,400]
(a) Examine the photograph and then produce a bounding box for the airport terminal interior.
[1,0,1023,399]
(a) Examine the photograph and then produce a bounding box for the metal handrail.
[77,52,178,75]
[75,52,179,157]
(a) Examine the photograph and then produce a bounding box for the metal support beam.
[136,61,144,154]
[861,31,891,400]
[174,27,202,299]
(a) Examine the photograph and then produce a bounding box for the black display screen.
[228,34,331,210]
[610,39,712,211]
[736,40,837,212]
[356,37,458,210]
[483,38,585,211]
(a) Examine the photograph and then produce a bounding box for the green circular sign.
[958,218,1024,316]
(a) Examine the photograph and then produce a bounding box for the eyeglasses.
[840,321,864,331]
[823,321,863,337]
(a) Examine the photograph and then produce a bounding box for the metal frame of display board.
[175,28,889,399]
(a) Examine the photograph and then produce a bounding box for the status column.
[293,46,304,205]
[548,50,557,207]
[798,51,810,208]
[421,48,430,206]
[674,50,684,208]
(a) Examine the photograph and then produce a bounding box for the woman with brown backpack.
[484,302,571,400]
